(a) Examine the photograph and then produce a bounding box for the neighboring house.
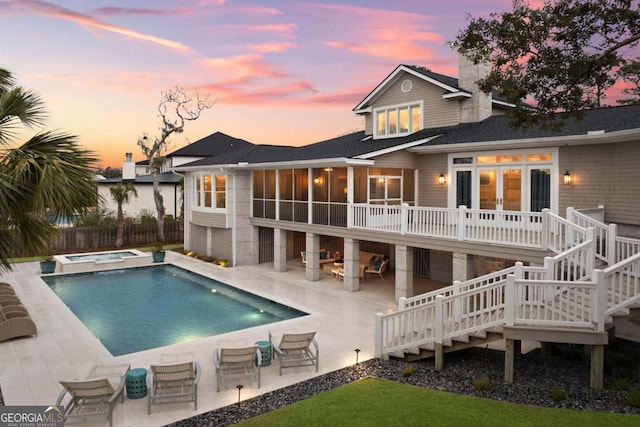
[96,132,256,219]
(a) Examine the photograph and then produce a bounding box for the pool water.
[43,265,307,356]
[65,251,137,262]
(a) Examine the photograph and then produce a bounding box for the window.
[194,173,226,210]
[374,102,422,138]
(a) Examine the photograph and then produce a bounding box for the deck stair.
[375,208,640,386]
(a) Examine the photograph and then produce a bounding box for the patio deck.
[0,251,414,426]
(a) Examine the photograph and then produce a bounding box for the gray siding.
[560,141,640,227]
[372,150,418,169]
[192,211,227,228]
[416,153,448,208]
[364,73,462,135]
[188,223,233,261]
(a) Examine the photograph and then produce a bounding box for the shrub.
[401,364,416,377]
[549,386,566,402]
[472,378,489,391]
[608,377,632,391]
[627,388,640,408]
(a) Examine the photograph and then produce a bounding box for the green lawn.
[236,378,639,427]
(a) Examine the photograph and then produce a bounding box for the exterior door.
[369,177,402,205]
[478,167,522,211]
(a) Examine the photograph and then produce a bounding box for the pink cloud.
[198,54,290,82]
[303,3,443,62]
[92,7,192,16]
[0,0,194,54]
[214,23,297,39]
[247,42,296,53]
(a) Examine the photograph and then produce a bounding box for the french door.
[478,167,522,211]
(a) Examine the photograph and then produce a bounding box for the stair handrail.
[568,207,612,263]
[545,210,588,255]
[543,229,595,282]
[598,251,640,316]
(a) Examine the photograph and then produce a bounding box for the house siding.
[189,223,232,260]
[364,73,461,136]
[371,150,417,169]
[416,153,448,208]
[192,211,227,228]
[559,141,640,229]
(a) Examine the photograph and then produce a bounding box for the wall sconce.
[563,171,572,185]
[378,178,385,184]
[313,177,322,185]
[343,187,348,195]
[438,174,446,185]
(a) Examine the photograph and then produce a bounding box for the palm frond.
[0,86,46,145]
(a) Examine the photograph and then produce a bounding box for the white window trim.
[373,101,423,139]
[193,173,227,213]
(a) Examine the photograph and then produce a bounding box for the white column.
[273,229,287,272]
[395,245,414,302]
[305,233,320,281]
[343,238,360,292]
[452,252,474,282]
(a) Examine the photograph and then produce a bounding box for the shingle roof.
[167,131,255,157]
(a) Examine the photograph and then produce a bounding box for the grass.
[235,378,640,427]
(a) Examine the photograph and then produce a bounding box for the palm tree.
[110,182,138,248]
[0,68,98,269]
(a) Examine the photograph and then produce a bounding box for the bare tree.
[138,87,215,242]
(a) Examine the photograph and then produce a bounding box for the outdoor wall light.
[439,173,446,185]
[313,177,322,185]
[563,171,572,185]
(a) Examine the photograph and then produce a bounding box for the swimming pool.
[42,265,307,356]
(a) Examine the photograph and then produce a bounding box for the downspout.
[232,172,237,267]
[172,170,186,246]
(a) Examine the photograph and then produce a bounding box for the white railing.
[544,232,594,282]
[568,207,610,263]
[615,236,640,264]
[598,251,640,317]
[351,204,544,248]
[546,211,588,255]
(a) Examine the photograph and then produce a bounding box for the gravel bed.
[170,339,640,426]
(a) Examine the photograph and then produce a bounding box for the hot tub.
[53,249,152,273]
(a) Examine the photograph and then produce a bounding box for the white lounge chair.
[213,345,261,392]
[56,363,130,427]
[270,331,319,375]
[148,358,200,414]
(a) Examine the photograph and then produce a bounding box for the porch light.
[563,171,572,185]
[343,187,348,194]
[438,174,446,185]
[313,177,323,185]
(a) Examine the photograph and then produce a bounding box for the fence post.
[543,256,555,302]
[435,295,444,344]
[398,296,407,310]
[374,312,383,357]
[453,281,462,321]
[607,223,617,265]
[592,269,607,332]
[457,205,466,241]
[505,274,515,327]
[401,203,408,235]
[541,208,549,250]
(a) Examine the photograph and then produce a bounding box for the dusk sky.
[1,0,629,168]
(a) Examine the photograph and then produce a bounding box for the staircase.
[374,208,640,375]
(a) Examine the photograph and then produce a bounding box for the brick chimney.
[122,153,136,180]
[458,52,492,123]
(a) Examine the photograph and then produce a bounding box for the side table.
[255,340,272,367]
[126,368,148,399]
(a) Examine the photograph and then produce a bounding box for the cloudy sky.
[1,0,630,168]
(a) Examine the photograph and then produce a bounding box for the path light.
[354,348,361,365]
[236,384,244,406]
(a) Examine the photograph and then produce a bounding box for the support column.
[273,229,287,272]
[504,338,515,383]
[395,245,414,302]
[590,345,604,390]
[343,238,360,292]
[452,252,474,282]
[305,233,320,282]
[434,343,444,371]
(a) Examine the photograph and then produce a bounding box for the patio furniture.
[269,331,319,375]
[213,345,261,392]
[56,363,130,427]
[0,305,37,342]
[337,264,366,283]
[365,259,389,279]
[125,368,148,399]
[255,340,272,366]
[148,359,200,414]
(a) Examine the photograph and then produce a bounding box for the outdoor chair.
[365,259,389,279]
[213,345,261,392]
[0,306,37,342]
[56,363,130,427]
[269,331,319,375]
[0,295,21,307]
[338,264,366,283]
[148,357,200,414]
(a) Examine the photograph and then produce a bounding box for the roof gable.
[167,131,255,158]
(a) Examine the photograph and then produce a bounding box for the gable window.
[194,173,226,210]
[374,102,422,138]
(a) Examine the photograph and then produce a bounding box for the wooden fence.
[43,222,183,254]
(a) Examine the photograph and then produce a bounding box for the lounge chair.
[213,345,261,392]
[56,363,130,427]
[269,331,319,375]
[148,358,200,414]
[0,295,21,306]
[0,306,37,342]
[365,258,389,279]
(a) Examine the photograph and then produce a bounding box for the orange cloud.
[0,0,194,54]
[214,23,297,38]
[198,54,290,82]
[247,42,296,53]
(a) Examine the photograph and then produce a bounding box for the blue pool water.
[43,265,307,356]
[65,251,137,262]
